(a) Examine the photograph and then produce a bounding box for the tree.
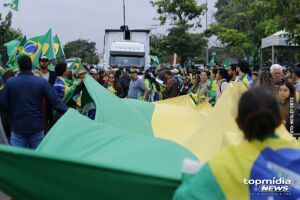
[151,0,207,65]
[0,11,22,64]
[150,34,169,63]
[63,39,100,64]
[207,0,300,62]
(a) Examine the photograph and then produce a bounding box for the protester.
[196,71,211,103]
[38,56,57,85]
[179,76,191,95]
[257,70,276,94]
[174,88,300,199]
[292,67,300,96]
[104,72,126,98]
[251,71,258,86]
[90,68,98,80]
[54,63,76,104]
[0,55,68,149]
[116,69,130,96]
[278,81,299,132]
[228,64,238,82]
[237,61,253,88]
[163,70,179,99]
[38,56,57,133]
[127,69,148,100]
[270,64,284,93]
[144,70,161,102]
[216,68,229,100]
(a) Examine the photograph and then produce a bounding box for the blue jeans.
[10,131,44,149]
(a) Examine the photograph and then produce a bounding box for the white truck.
[103,29,151,70]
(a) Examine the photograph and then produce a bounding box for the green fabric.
[0,109,196,199]
[84,75,155,136]
[173,163,226,200]
[41,28,55,61]
[69,59,83,74]
[6,36,27,71]
[4,39,20,62]
[53,34,65,59]
[20,29,52,68]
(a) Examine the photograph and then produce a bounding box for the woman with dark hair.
[216,68,229,101]
[278,81,299,132]
[194,71,211,104]
[103,72,126,98]
[189,74,201,94]
[174,88,300,200]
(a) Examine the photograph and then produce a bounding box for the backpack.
[219,79,227,94]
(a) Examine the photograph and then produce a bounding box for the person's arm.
[43,81,68,112]
[140,79,148,99]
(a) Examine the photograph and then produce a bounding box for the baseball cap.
[40,56,49,62]
[90,69,97,74]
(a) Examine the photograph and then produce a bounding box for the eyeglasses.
[109,76,115,78]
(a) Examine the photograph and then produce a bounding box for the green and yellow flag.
[69,59,83,74]
[53,34,65,60]
[41,29,55,61]
[82,76,293,161]
[3,0,19,11]
[20,29,53,68]
[0,109,196,199]
[5,36,27,71]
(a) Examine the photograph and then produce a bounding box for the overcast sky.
[1,0,217,53]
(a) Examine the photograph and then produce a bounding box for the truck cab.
[104,29,150,70]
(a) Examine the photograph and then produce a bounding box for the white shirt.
[42,71,50,82]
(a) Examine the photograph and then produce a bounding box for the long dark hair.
[237,88,282,141]
[280,81,295,101]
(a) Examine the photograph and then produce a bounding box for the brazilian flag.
[69,59,83,75]
[4,36,27,71]
[53,34,66,60]
[3,0,19,11]
[20,29,54,68]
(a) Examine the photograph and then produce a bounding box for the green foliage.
[0,11,22,65]
[63,39,100,64]
[151,0,207,65]
[209,0,300,62]
[150,0,206,28]
[150,34,169,63]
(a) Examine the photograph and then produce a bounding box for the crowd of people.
[0,54,299,150]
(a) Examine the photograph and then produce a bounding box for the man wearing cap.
[90,69,98,80]
[38,56,58,132]
[128,69,148,100]
[38,56,57,86]
[293,68,300,95]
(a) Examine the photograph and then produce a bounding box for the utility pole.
[205,0,209,65]
[123,0,126,26]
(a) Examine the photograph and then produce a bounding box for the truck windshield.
[109,55,145,67]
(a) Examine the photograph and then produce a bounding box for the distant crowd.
[0,55,299,149]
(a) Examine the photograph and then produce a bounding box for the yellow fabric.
[209,138,300,199]
[183,82,295,161]
[152,103,207,145]
[156,94,213,114]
